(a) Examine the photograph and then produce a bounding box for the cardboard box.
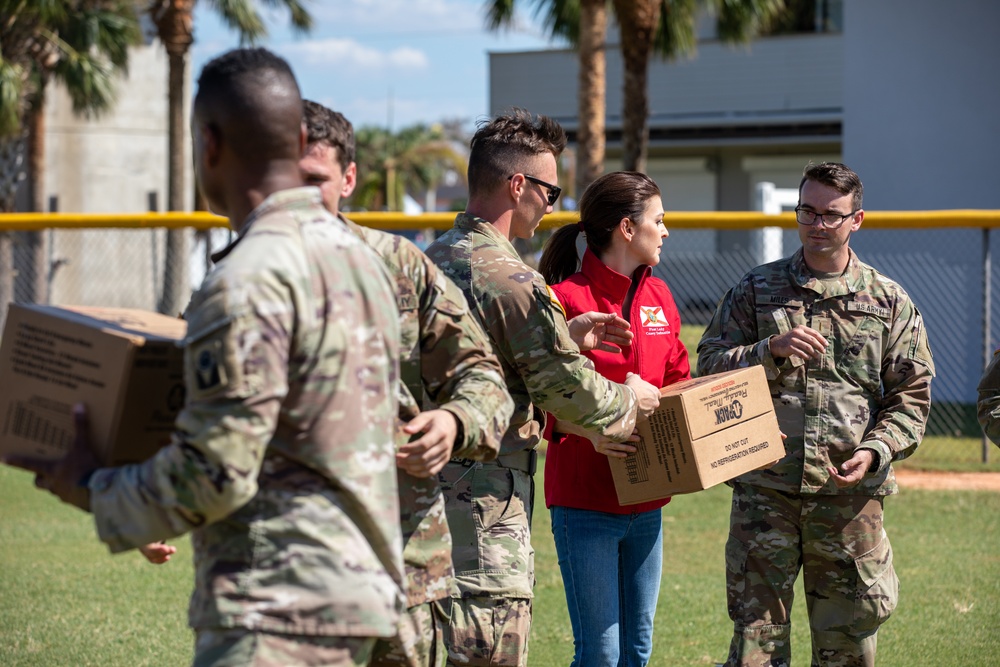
[610,366,783,504]
[0,304,187,466]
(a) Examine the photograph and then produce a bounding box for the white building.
[489,0,1000,432]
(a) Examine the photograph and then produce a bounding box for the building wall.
[843,0,1000,407]
[40,42,191,311]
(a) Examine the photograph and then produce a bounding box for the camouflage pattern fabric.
[724,483,896,667]
[977,349,1000,446]
[425,213,641,664]
[342,216,511,666]
[426,213,639,458]
[438,462,534,599]
[697,248,935,496]
[442,597,531,667]
[369,600,449,667]
[193,628,375,667]
[88,188,405,637]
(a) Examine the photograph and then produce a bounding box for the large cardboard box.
[0,304,186,466]
[610,366,783,504]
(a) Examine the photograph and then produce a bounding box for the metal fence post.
[984,226,992,464]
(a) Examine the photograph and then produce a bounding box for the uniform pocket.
[836,316,887,392]
[853,533,899,633]
[725,535,751,622]
[472,467,515,532]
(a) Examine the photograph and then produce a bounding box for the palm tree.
[616,0,785,172]
[485,0,786,177]
[486,0,607,200]
[352,124,468,213]
[0,0,140,307]
[145,0,312,316]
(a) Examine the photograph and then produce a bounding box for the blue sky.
[190,0,569,131]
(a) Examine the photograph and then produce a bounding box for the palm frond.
[0,58,27,137]
[652,0,698,58]
[260,0,313,33]
[713,0,786,43]
[209,0,267,44]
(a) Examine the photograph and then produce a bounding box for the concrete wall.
[40,42,191,311]
[491,33,843,134]
[842,0,1000,406]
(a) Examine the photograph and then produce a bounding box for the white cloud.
[284,38,429,73]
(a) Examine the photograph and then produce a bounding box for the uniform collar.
[454,212,521,260]
[789,247,867,296]
[580,248,649,302]
[211,187,323,263]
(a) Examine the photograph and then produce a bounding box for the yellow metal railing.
[0,210,998,232]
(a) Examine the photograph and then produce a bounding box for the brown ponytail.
[539,223,582,285]
[539,171,661,284]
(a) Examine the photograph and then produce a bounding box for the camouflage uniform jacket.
[697,248,934,496]
[89,188,405,637]
[343,215,513,608]
[425,213,639,455]
[977,349,1000,447]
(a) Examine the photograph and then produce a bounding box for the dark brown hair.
[467,108,566,198]
[800,162,864,211]
[539,171,661,285]
[302,99,354,170]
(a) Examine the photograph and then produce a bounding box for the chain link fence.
[0,212,995,464]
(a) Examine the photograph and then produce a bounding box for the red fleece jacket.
[544,249,691,514]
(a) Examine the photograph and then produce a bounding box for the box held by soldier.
[609,366,782,504]
[0,304,186,466]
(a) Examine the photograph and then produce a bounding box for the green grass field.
[2,461,999,666]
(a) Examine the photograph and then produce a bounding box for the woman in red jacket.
[539,171,690,667]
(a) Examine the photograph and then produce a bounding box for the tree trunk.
[157,49,189,316]
[576,0,607,197]
[613,0,661,173]
[26,87,48,304]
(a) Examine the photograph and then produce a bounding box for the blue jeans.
[550,506,664,667]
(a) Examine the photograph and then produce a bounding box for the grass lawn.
[2,460,999,666]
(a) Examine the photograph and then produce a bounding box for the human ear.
[619,216,634,240]
[342,162,357,198]
[200,122,222,167]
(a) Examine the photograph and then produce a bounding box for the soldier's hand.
[2,403,99,512]
[396,409,458,478]
[625,373,660,419]
[139,541,177,565]
[589,429,641,459]
[568,311,633,353]
[768,325,828,361]
[828,449,874,487]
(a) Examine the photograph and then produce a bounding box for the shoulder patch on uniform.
[545,285,566,318]
[847,301,891,319]
[191,338,228,393]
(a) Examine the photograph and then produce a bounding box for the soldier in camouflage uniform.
[424,109,661,667]
[977,351,1000,446]
[299,100,515,667]
[697,162,935,667]
[9,49,405,667]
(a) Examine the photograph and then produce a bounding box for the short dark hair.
[194,47,302,162]
[467,108,566,197]
[539,171,661,284]
[800,162,864,211]
[302,99,355,170]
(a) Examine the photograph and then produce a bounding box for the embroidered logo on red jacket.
[640,305,670,331]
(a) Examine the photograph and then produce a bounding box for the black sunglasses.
[510,174,561,206]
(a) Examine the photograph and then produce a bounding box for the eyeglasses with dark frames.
[794,206,858,230]
[509,174,562,206]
